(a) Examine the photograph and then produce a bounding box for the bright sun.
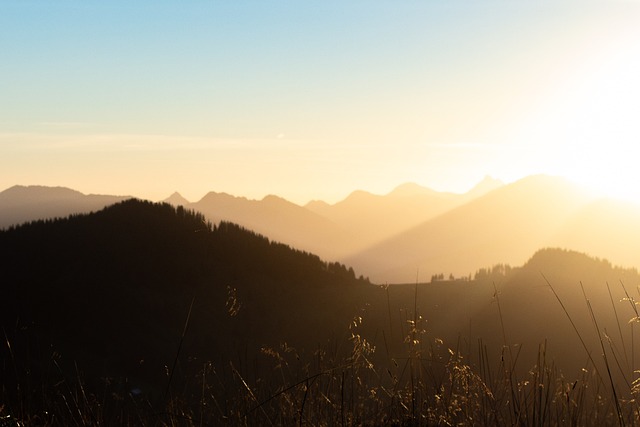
[574,41,640,201]
[512,34,640,204]
[565,48,640,203]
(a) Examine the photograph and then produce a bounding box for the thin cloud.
[36,122,96,130]
[0,132,321,152]
[422,142,502,149]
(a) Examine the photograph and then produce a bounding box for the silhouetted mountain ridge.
[0,199,369,400]
[163,191,190,206]
[0,177,504,264]
[5,175,640,286]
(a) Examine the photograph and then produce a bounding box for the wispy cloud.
[422,142,502,149]
[0,132,322,153]
[36,122,96,130]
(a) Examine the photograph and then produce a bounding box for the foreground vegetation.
[4,277,640,426]
[3,201,640,425]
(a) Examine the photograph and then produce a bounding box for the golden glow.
[503,28,640,205]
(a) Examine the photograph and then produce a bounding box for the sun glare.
[566,46,640,204]
[510,29,640,205]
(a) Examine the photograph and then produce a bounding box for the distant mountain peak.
[260,194,302,209]
[163,191,190,206]
[347,189,374,198]
[388,182,436,197]
[465,176,504,198]
[262,194,288,203]
[1,185,85,200]
[344,189,386,204]
[0,185,131,230]
[477,175,503,187]
[199,191,244,204]
[304,199,331,210]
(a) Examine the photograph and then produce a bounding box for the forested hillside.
[0,200,369,409]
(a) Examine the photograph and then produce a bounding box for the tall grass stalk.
[580,281,625,426]
[542,274,605,384]
[165,295,196,402]
[7,276,640,425]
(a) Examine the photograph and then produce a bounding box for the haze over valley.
[4,174,640,284]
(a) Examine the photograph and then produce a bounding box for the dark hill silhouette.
[0,185,131,230]
[0,199,369,406]
[468,248,640,381]
[354,248,640,389]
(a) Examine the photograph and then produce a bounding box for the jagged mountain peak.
[163,191,190,206]
[464,175,504,197]
[388,182,438,197]
[261,194,293,204]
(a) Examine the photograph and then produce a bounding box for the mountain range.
[0,177,503,275]
[346,174,595,282]
[3,175,640,283]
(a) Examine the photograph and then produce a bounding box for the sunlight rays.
[502,27,640,204]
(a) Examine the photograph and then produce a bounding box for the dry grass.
[4,279,640,426]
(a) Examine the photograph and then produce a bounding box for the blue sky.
[2,1,640,203]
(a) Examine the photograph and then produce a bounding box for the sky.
[2,1,640,204]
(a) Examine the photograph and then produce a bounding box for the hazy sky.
[2,1,640,204]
